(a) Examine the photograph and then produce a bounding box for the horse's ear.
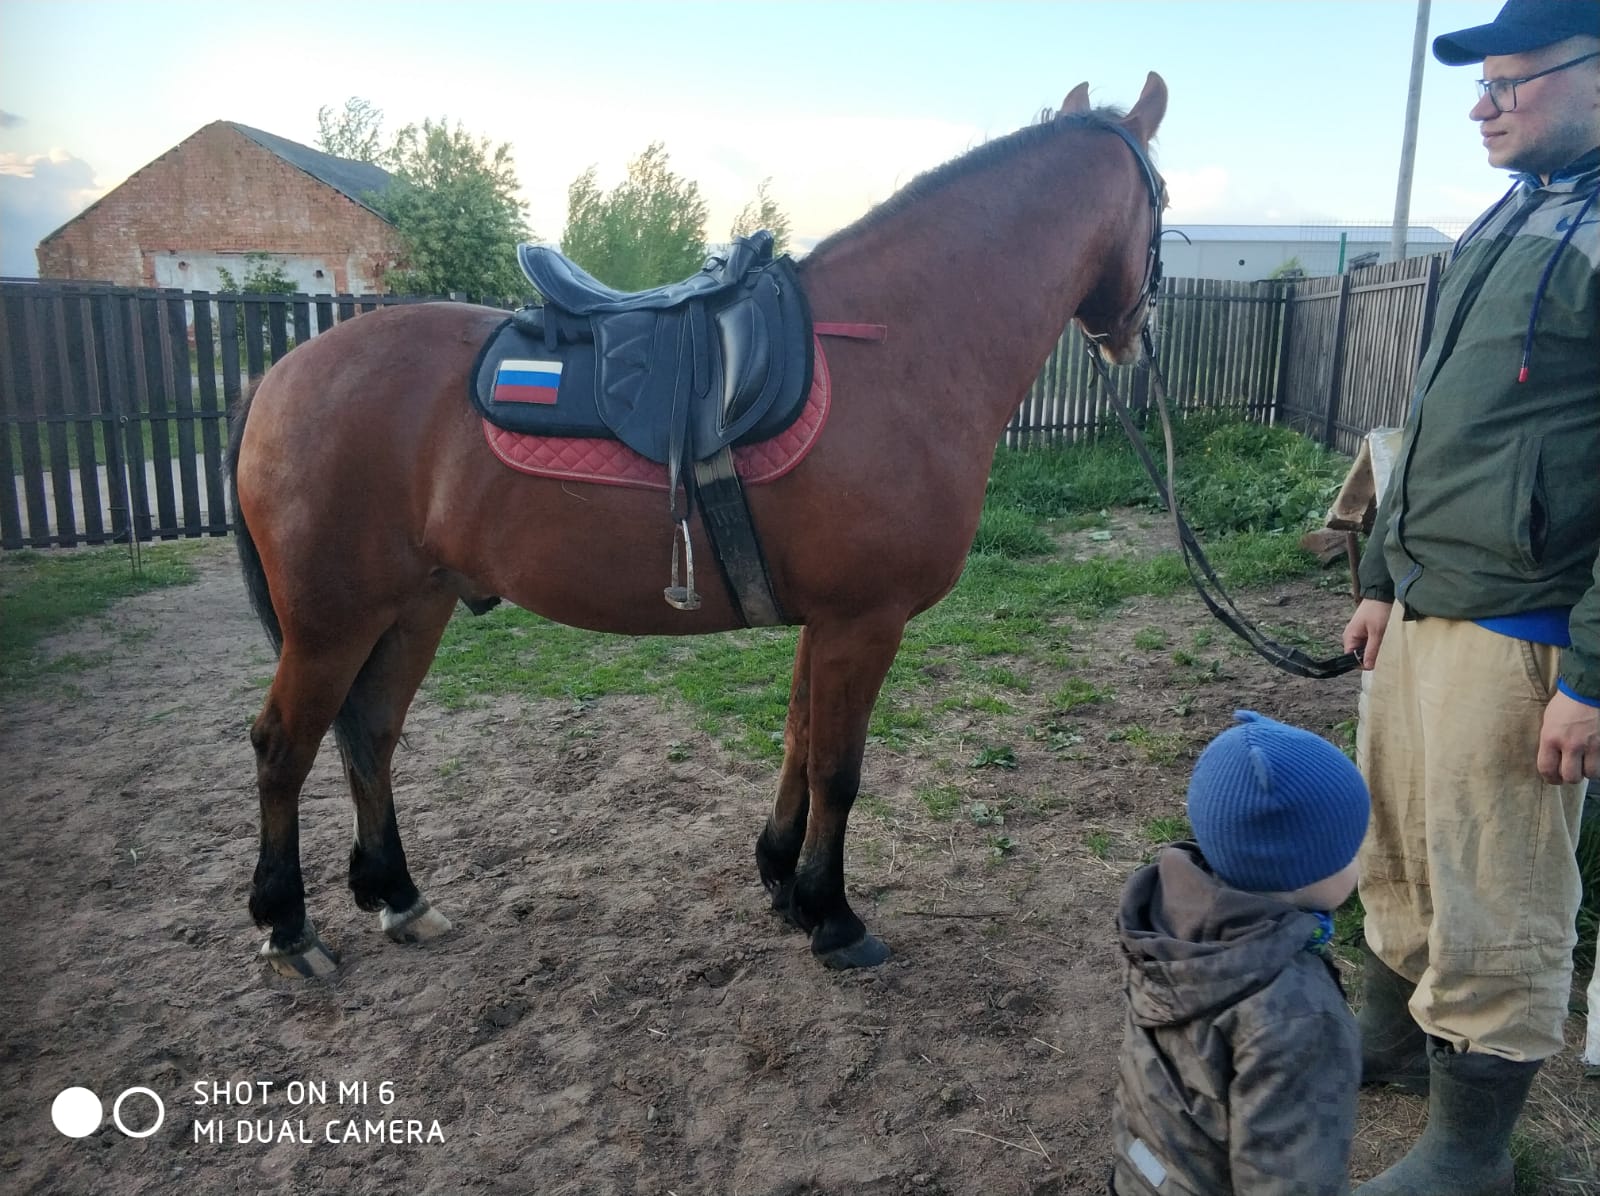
[1120,71,1168,144]
[1059,83,1091,115]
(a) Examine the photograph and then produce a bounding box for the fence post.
[1321,273,1353,449]
[1415,253,1442,365]
[1271,282,1295,425]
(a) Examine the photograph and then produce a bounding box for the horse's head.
[1071,73,1168,366]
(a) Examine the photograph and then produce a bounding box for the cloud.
[0,151,102,276]
[0,111,22,129]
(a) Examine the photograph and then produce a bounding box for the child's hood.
[1116,841,1327,1027]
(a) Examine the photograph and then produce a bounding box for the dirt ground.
[2,535,1595,1196]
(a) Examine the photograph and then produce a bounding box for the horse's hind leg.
[250,634,383,978]
[340,590,458,946]
[790,614,905,969]
[756,627,812,918]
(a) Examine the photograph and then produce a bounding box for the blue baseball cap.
[1434,0,1600,66]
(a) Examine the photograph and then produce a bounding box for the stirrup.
[663,519,701,610]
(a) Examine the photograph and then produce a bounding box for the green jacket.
[1359,148,1600,701]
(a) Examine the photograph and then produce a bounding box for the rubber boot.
[1355,1039,1541,1196]
[1357,946,1429,1095]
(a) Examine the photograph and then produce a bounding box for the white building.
[1161,224,1457,281]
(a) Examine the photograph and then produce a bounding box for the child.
[1109,710,1369,1195]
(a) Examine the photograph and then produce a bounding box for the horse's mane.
[804,106,1137,264]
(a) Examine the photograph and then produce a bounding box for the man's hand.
[1537,689,1600,785]
[1342,599,1393,670]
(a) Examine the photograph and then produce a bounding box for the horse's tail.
[226,378,283,655]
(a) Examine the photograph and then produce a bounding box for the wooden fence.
[1009,276,1288,445]
[0,282,435,549]
[2,260,1446,550]
[1275,254,1441,456]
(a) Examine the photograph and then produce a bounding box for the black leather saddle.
[474,231,813,482]
[470,230,813,622]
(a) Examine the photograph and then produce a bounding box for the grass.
[1140,813,1193,845]
[1108,724,1188,766]
[1133,627,1168,651]
[916,784,963,820]
[1051,677,1110,711]
[0,543,202,692]
[968,744,1018,770]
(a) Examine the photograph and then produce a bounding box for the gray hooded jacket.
[1110,843,1358,1195]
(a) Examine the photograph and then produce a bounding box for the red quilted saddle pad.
[483,336,832,491]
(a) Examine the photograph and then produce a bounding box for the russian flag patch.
[493,358,562,405]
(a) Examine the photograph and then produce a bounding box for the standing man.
[1342,1,1600,1193]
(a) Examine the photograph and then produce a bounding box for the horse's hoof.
[259,922,340,979]
[815,932,891,970]
[381,898,452,944]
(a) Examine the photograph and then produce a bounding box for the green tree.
[216,253,300,357]
[561,142,709,290]
[379,118,533,300]
[216,252,296,295]
[315,97,386,164]
[730,177,792,256]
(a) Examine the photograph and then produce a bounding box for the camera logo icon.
[52,1086,165,1139]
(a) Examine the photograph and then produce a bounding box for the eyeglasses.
[1476,51,1600,114]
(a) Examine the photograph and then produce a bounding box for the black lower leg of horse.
[248,631,389,973]
[341,596,456,938]
[788,617,903,968]
[348,782,419,915]
[247,700,322,955]
[790,763,864,944]
[756,629,811,916]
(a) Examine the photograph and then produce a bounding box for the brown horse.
[229,75,1168,977]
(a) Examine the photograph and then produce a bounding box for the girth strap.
[693,448,785,626]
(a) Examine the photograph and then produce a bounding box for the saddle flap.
[593,310,691,461]
[714,259,814,448]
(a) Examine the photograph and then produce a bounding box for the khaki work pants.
[1357,605,1586,1061]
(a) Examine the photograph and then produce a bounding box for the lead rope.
[1084,329,1361,680]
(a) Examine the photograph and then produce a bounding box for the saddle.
[472,231,814,622]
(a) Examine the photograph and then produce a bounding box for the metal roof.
[229,123,394,219]
[1167,224,1454,244]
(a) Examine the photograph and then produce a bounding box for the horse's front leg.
[790,613,904,969]
[756,626,812,918]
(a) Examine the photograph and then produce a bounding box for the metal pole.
[1392,0,1432,263]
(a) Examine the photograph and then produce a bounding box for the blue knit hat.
[1186,710,1370,893]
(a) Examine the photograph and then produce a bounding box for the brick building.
[35,121,405,294]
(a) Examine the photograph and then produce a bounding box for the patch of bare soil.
[1,536,1593,1195]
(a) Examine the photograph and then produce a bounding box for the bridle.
[1078,125,1362,682]
[1088,122,1166,363]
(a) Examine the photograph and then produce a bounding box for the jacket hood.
[1117,842,1324,1027]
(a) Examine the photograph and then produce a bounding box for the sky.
[0,0,1518,277]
